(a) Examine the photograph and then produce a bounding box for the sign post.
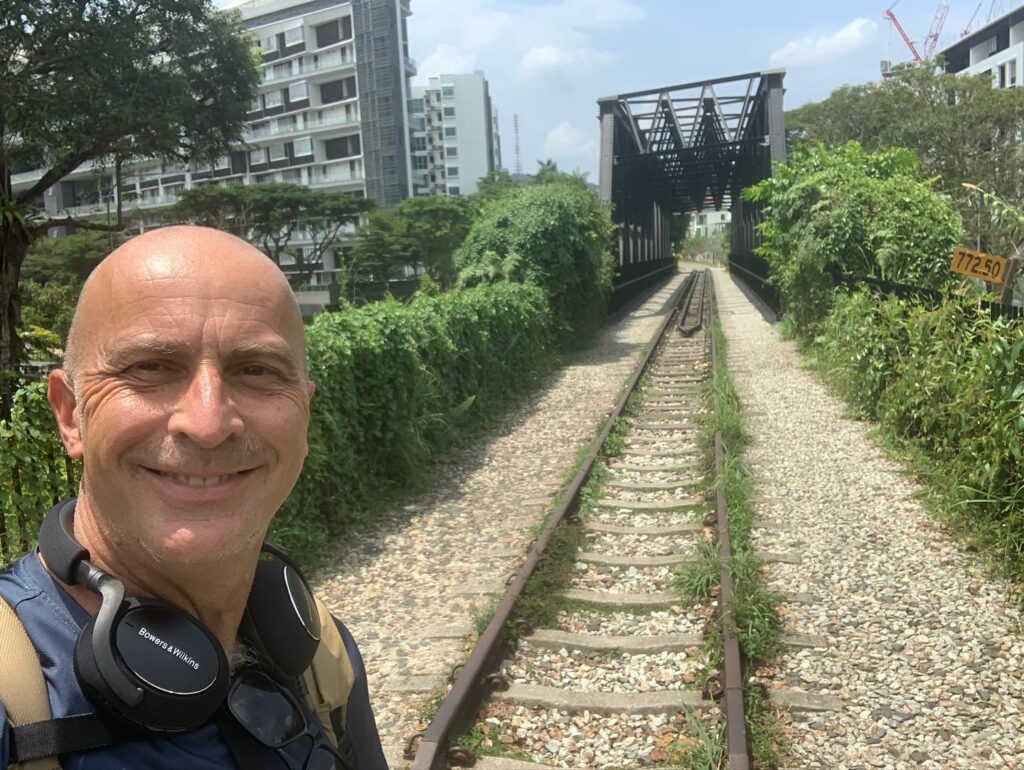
[950,247,1009,285]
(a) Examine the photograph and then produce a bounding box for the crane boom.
[924,3,950,60]
[885,6,923,63]
[962,2,982,37]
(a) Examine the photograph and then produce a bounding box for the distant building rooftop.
[940,4,1024,73]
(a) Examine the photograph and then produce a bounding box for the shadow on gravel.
[721,270,778,326]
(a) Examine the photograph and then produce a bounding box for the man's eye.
[133,361,166,373]
[240,365,270,376]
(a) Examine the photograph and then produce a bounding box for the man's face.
[53,247,313,566]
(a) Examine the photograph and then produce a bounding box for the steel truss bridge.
[598,70,786,301]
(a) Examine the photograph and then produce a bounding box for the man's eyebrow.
[226,342,303,371]
[104,340,190,366]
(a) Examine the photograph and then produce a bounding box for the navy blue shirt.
[0,551,386,769]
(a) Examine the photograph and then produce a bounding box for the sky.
[223,0,1016,181]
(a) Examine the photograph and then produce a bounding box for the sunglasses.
[227,669,353,770]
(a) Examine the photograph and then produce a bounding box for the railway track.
[406,270,751,769]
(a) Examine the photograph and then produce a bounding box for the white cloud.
[768,18,878,68]
[519,45,615,78]
[520,45,574,77]
[414,44,477,84]
[543,122,597,159]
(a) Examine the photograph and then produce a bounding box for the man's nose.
[167,364,243,448]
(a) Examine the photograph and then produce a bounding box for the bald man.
[0,227,386,769]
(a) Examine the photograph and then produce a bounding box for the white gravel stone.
[556,608,708,637]
[571,564,675,594]
[714,268,1024,769]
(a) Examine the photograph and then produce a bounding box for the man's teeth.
[164,473,232,487]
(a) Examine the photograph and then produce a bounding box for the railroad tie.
[493,684,708,715]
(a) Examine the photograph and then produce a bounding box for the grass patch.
[668,717,725,769]
[687,313,786,767]
[673,538,721,601]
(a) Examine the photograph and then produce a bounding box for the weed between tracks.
[671,322,786,768]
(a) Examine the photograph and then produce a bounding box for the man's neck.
[48,501,257,656]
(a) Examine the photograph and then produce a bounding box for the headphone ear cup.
[74,598,229,732]
[242,560,321,681]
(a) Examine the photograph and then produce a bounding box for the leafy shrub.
[815,289,1024,589]
[455,183,615,342]
[0,382,78,565]
[270,282,552,559]
[744,142,962,337]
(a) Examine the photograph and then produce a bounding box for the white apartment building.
[11,0,416,312]
[941,5,1024,87]
[688,210,731,239]
[408,71,501,197]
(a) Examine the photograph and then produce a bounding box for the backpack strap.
[0,597,62,770]
[301,597,354,750]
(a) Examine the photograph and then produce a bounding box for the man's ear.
[306,380,316,399]
[48,369,84,459]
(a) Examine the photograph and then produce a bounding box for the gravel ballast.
[713,269,1024,769]
[310,277,688,754]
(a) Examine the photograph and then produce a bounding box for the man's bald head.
[64,226,307,384]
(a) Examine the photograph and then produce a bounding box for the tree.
[744,142,962,336]
[473,169,520,207]
[533,159,589,188]
[786,67,1024,256]
[0,0,260,391]
[20,279,79,347]
[350,196,474,290]
[170,183,374,287]
[21,230,124,285]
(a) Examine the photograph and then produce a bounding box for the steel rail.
[708,271,752,769]
[408,271,702,770]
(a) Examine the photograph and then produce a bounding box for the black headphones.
[38,499,323,733]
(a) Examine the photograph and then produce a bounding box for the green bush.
[816,289,1024,589]
[455,183,615,342]
[0,382,78,565]
[270,282,553,559]
[744,142,962,337]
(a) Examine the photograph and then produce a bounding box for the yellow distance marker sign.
[951,247,1009,285]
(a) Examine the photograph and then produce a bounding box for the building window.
[289,81,308,101]
[408,98,424,113]
[444,126,457,138]
[448,186,460,196]
[249,97,262,113]
[445,146,458,158]
[249,148,266,166]
[320,76,357,104]
[447,166,459,177]
[272,61,292,79]
[413,156,429,170]
[443,106,455,118]
[214,156,231,170]
[412,136,427,151]
[269,143,287,162]
[284,26,304,46]
[264,90,283,109]
[293,137,313,157]
[324,134,361,160]
[442,85,455,98]
[1011,60,1019,87]
[262,34,279,53]
[315,20,339,48]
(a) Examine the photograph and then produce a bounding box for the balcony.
[263,49,357,83]
[309,167,364,187]
[244,110,360,142]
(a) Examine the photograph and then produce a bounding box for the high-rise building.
[408,71,501,197]
[941,6,1024,87]
[11,0,417,309]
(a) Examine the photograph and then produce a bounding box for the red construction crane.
[962,2,983,37]
[884,2,950,65]
[885,3,923,64]
[923,4,950,59]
